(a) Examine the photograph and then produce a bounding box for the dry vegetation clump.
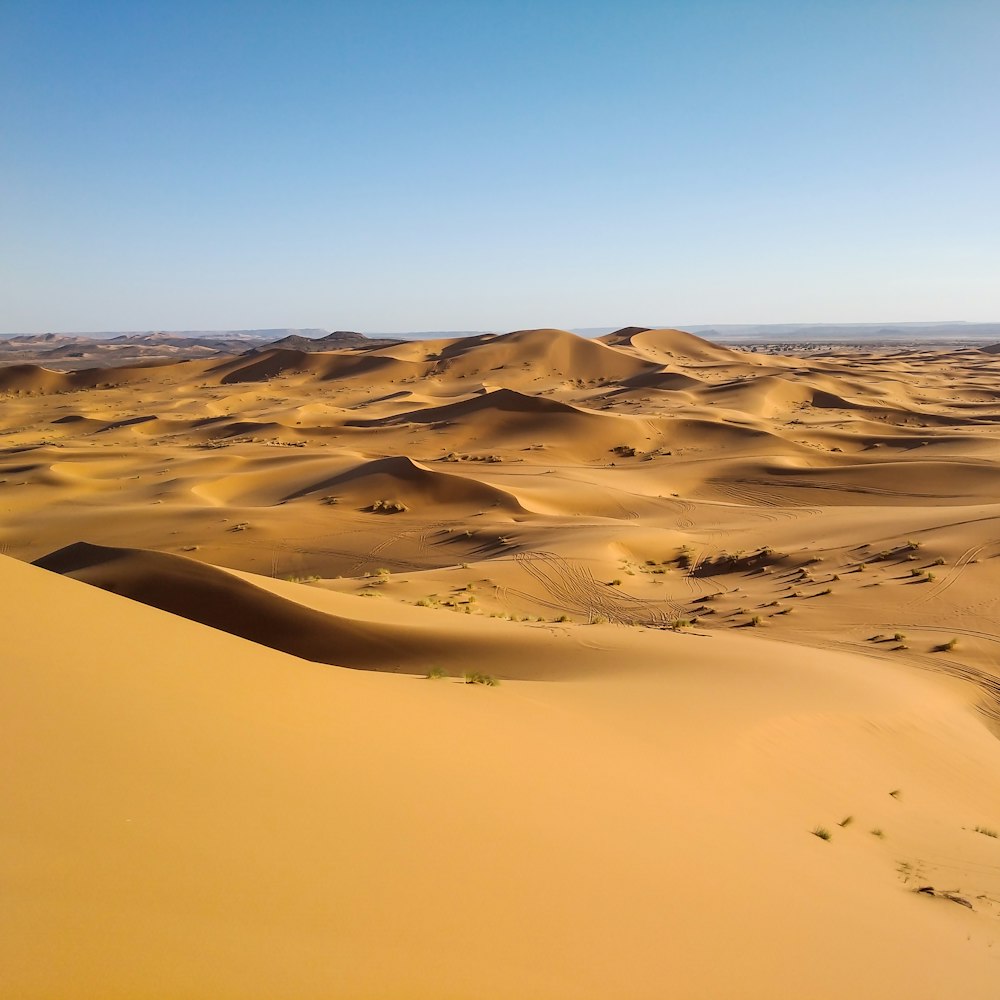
[369,499,409,514]
[463,672,498,686]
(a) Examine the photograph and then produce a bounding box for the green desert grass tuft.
[463,672,498,686]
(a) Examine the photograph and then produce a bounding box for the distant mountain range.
[575,323,1000,342]
[255,330,407,352]
[0,328,485,343]
[0,329,413,371]
[0,329,326,343]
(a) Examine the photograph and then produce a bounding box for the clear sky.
[2,1,998,333]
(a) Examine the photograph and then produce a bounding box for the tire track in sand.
[511,550,687,625]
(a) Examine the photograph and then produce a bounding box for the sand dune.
[604,325,751,365]
[281,453,529,513]
[34,541,405,667]
[5,326,1000,997]
[0,362,74,393]
[5,553,1000,999]
[427,326,660,383]
[211,346,426,386]
[33,541,589,675]
[361,385,586,422]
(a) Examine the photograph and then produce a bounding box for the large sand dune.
[4,327,1000,997]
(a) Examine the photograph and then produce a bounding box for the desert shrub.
[463,672,498,686]
[369,499,409,514]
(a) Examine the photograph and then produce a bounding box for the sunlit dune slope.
[5,553,1000,999]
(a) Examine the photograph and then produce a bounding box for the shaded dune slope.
[34,542,404,668]
[282,454,529,511]
[348,386,602,426]
[210,348,424,385]
[30,543,595,679]
[0,358,211,395]
[344,388,657,458]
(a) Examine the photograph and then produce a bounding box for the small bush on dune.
[811,827,832,841]
[369,498,409,514]
[464,672,498,686]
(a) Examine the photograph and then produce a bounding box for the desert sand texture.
[4,326,1000,998]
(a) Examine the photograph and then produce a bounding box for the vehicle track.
[358,518,452,573]
[512,550,686,625]
[911,540,996,606]
[702,480,822,518]
[776,630,1000,727]
[738,476,960,501]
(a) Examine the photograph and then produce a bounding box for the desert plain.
[3,326,1000,998]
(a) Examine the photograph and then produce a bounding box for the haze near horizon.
[2,0,998,332]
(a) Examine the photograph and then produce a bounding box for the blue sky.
[2,1,998,332]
